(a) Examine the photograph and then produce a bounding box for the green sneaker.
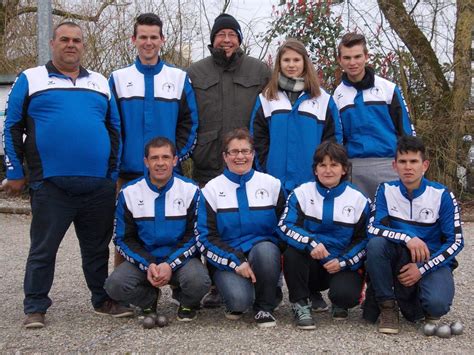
[177,306,197,322]
[292,300,316,330]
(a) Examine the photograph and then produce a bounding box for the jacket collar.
[145,173,174,194]
[223,168,254,186]
[399,177,427,200]
[134,56,164,75]
[341,66,375,91]
[208,46,244,70]
[315,180,347,199]
[46,60,89,79]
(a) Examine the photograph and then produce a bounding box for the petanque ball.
[423,323,437,336]
[450,321,463,335]
[143,316,156,329]
[435,324,451,338]
[156,315,169,327]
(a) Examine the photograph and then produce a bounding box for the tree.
[377,0,473,193]
[0,0,123,74]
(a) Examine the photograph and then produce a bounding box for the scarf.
[278,74,305,105]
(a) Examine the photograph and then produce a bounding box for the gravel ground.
[0,212,472,353]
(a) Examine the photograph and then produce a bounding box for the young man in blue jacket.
[366,136,464,334]
[109,13,199,266]
[104,137,210,321]
[334,33,415,199]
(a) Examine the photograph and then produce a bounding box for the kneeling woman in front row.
[196,128,286,328]
[279,141,370,330]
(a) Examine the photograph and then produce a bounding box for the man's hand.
[323,259,341,274]
[406,237,430,263]
[3,178,26,196]
[147,262,172,287]
[310,243,329,260]
[398,263,422,287]
[235,262,256,283]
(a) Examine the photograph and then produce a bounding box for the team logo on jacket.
[138,199,144,207]
[162,82,175,92]
[126,81,133,87]
[370,87,382,98]
[173,198,185,211]
[419,208,434,220]
[87,81,99,90]
[310,99,319,109]
[342,206,355,217]
[255,188,269,199]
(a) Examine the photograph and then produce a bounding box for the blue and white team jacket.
[3,61,121,182]
[250,89,342,192]
[333,74,414,159]
[114,174,200,271]
[196,169,286,272]
[110,57,198,177]
[367,178,464,276]
[278,180,370,271]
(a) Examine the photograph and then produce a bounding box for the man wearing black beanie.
[188,13,271,308]
[188,13,270,186]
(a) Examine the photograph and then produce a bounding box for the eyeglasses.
[225,148,254,156]
[215,32,238,40]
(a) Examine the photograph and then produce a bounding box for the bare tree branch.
[377,0,450,103]
[15,0,127,22]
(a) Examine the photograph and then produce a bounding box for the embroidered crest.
[162,82,175,92]
[173,198,185,211]
[419,208,434,220]
[255,188,269,199]
[342,205,355,217]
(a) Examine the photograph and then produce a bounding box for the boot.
[378,300,399,334]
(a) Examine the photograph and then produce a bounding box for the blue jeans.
[24,179,115,314]
[213,241,281,313]
[366,237,454,317]
[105,258,211,308]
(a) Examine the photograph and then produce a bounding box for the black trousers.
[24,179,115,314]
[283,246,363,308]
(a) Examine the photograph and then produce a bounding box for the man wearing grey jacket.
[188,13,271,186]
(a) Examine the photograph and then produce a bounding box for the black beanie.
[210,13,243,45]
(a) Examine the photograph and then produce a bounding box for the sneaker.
[224,310,243,320]
[177,306,197,322]
[311,292,329,312]
[332,306,349,320]
[254,310,276,328]
[201,286,222,308]
[94,299,134,318]
[378,300,400,334]
[24,313,45,329]
[292,300,316,330]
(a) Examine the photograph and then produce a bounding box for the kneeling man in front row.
[366,136,464,334]
[105,137,211,321]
